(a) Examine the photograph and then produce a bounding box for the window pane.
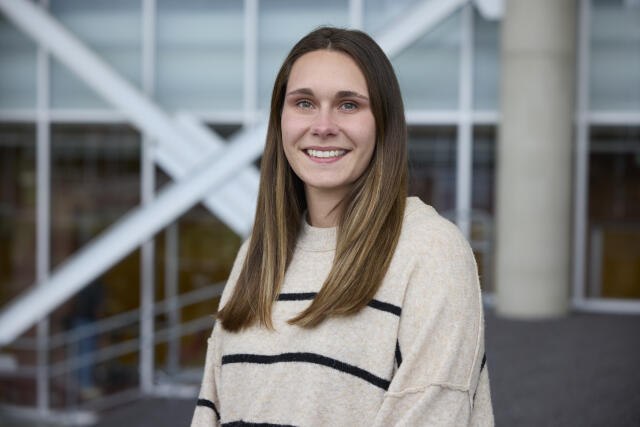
[473,8,499,111]
[50,124,140,269]
[472,126,495,214]
[392,10,461,110]
[472,125,496,292]
[0,124,36,307]
[156,0,243,111]
[50,0,142,109]
[258,0,349,109]
[587,126,640,299]
[408,126,457,213]
[589,0,640,110]
[0,125,36,406]
[49,124,141,406]
[0,15,36,109]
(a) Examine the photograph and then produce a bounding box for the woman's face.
[281,49,376,200]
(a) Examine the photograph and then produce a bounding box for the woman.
[192,27,493,426]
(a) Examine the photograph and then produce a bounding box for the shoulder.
[399,197,474,264]
[394,197,481,315]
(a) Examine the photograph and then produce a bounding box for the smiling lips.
[304,148,349,163]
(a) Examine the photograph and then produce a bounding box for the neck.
[304,186,348,228]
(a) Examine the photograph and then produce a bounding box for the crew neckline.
[295,197,426,252]
[296,216,337,252]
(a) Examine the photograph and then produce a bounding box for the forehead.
[286,50,368,93]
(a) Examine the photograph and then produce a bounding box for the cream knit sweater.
[192,197,494,426]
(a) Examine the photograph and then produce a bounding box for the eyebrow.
[286,88,369,101]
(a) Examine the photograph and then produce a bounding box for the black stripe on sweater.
[222,421,297,427]
[472,353,488,405]
[395,340,403,367]
[277,292,401,317]
[277,292,317,301]
[221,352,391,391]
[197,398,220,420]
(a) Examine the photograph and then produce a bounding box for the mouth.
[304,149,349,159]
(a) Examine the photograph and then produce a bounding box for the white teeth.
[306,149,346,158]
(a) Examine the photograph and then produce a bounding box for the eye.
[340,101,358,111]
[296,100,313,109]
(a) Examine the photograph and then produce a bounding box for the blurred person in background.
[66,278,105,400]
[192,26,493,426]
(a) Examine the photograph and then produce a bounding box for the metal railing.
[0,281,225,424]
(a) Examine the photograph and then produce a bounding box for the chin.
[305,180,352,193]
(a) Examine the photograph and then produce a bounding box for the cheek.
[281,110,307,147]
[358,118,377,163]
[280,112,291,147]
[280,116,300,172]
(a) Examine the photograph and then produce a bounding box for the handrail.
[50,337,140,378]
[8,281,225,351]
[0,280,225,383]
[49,314,217,377]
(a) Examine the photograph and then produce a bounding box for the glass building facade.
[0,0,638,416]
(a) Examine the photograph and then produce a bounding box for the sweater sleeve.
[373,219,494,426]
[191,332,222,427]
[191,239,250,426]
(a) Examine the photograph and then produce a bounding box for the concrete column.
[495,0,576,318]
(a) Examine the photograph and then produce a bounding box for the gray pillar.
[495,0,576,318]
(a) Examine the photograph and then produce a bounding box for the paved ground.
[484,310,640,427]
[2,309,639,426]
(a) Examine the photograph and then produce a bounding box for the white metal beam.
[35,0,50,412]
[0,127,265,346]
[456,3,474,239]
[375,0,467,57]
[349,0,364,30]
[140,0,156,393]
[243,0,258,127]
[164,223,180,376]
[172,113,260,223]
[572,0,590,305]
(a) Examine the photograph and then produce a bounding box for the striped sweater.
[191,197,494,426]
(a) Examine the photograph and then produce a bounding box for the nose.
[310,109,338,138]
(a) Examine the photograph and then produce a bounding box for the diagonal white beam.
[154,115,260,235]
[375,0,467,57]
[0,128,265,345]
[0,0,259,236]
[172,113,260,220]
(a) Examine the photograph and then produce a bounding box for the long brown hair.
[218,27,407,331]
